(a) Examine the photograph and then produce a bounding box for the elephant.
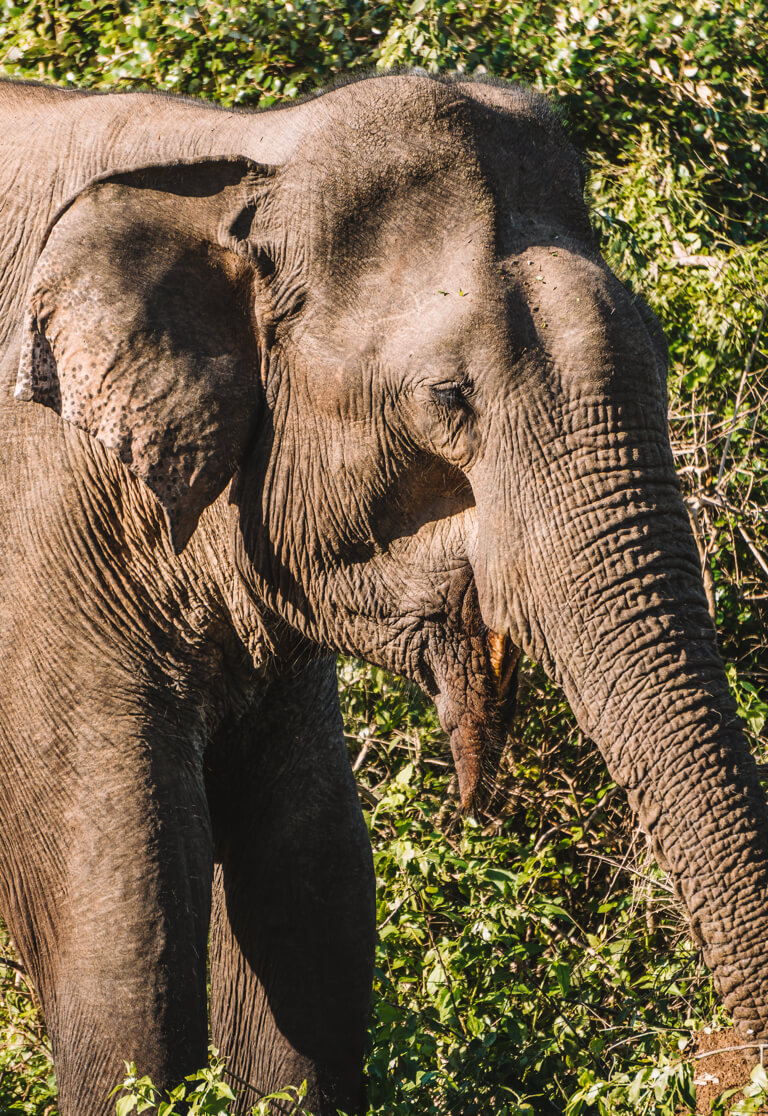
[0,70,767,1115]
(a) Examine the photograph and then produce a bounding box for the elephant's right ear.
[16,158,275,552]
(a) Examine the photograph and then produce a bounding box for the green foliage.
[0,1,766,1114]
[565,1044,696,1116]
[1,0,763,229]
[0,0,382,104]
[0,926,56,1115]
[78,662,709,1114]
[341,663,710,1114]
[711,1063,768,1115]
[378,0,767,234]
[111,1054,313,1116]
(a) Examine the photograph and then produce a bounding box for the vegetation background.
[0,0,766,1112]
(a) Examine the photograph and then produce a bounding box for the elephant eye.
[430,380,472,410]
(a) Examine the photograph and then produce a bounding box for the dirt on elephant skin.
[688,1028,768,1113]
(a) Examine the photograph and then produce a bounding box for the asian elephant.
[0,71,766,1115]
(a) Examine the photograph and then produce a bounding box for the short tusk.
[487,630,520,699]
[488,630,507,685]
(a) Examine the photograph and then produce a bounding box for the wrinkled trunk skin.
[471,312,768,1035]
[548,490,768,1031]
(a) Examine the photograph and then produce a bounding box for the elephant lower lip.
[439,633,520,813]
[451,732,482,812]
[450,719,505,814]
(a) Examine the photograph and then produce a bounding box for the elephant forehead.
[293,238,502,393]
[280,77,580,252]
[292,75,480,181]
[291,158,498,347]
[500,244,661,390]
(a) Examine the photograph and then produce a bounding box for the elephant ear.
[16,157,273,553]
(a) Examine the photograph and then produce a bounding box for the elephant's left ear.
[16,157,275,553]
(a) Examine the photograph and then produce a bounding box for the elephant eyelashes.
[422,380,478,468]
[430,381,472,412]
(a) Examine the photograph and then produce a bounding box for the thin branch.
[685,498,717,621]
[737,524,768,582]
[585,852,674,893]
[0,955,26,975]
[717,298,768,484]
[669,244,722,271]
[357,784,381,809]
[352,742,371,773]
[418,894,466,1038]
[694,1043,768,1061]
[378,894,410,930]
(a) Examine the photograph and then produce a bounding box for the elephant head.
[16,73,768,1032]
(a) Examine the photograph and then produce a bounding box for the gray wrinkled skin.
[0,73,767,1116]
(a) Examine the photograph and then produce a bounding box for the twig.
[0,955,26,975]
[607,1029,684,1053]
[416,888,466,1038]
[669,245,722,271]
[737,524,768,582]
[661,215,723,274]
[699,492,746,516]
[694,1043,768,1061]
[223,1067,262,1097]
[685,498,717,621]
[585,852,674,893]
[352,742,371,773]
[600,826,643,903]
[357,784,381,809]
[343,732,420,752]
[717,299,768,484]
[378,894,409,930]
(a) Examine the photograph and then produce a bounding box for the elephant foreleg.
[0,699,213,1116]
[208,659,376,1116]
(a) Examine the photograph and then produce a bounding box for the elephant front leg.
[208,659,376,1116]
[2,708,213,1116]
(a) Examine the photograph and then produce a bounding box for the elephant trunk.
[578,576,768,1033]
[473,401,768,1034]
